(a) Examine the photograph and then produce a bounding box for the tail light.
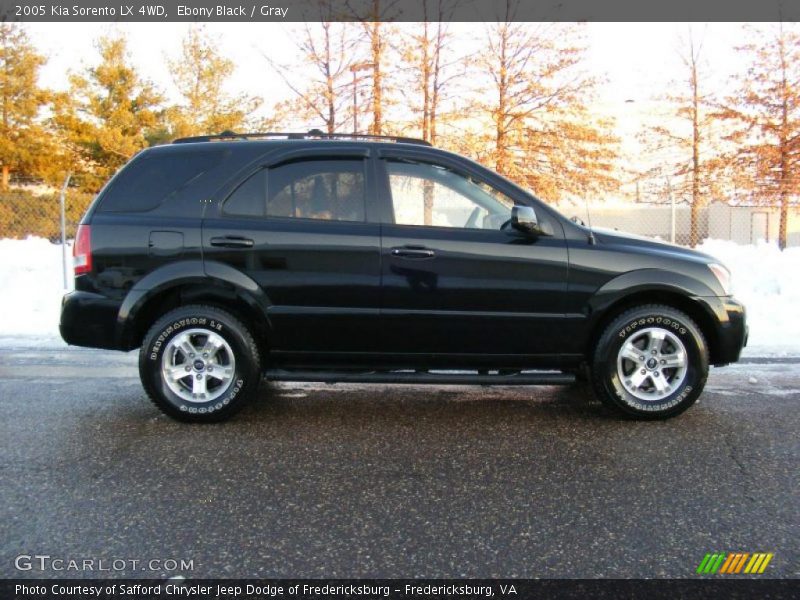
[73,224,92,275]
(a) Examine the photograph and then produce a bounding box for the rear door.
[202,147,382,357]
[376,149,570,361]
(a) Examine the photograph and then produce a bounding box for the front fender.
[584,269,728,346]
[588,268,718,315]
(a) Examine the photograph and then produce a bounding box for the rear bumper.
[713,297,747,365]
[60,291,123,350]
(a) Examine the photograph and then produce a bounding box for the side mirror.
[511,205,547,235]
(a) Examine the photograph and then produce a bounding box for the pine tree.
[168,27,261,138]
[0,24,49,189]
[53,35,164,191]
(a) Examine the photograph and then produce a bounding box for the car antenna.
[584,195,596,245]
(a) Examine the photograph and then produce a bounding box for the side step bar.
[265,369,576,385]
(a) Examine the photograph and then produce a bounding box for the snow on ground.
[0,236,798,356]
[698,239,800,357]
[0,237,73,347]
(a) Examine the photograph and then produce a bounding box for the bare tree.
[265,3,359,133]
[640,27,720,247]
[364,18,384,135]
[397,0,463,144]
[475,11,617,200]
[345,0,404,136]
[719,23,800,250]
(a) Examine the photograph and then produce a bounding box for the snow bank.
[0,237,798,356]
[698,239,800,357]
[0,237,71,346]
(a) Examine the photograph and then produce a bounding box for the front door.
[377,154,569,362]
[203,154,382,357]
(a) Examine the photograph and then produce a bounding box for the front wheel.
[139,305,261,422]
[590,305,709,419]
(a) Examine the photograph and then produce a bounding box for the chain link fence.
[5,187,795,248]
[554,201,800,247]
[0,182,93,243]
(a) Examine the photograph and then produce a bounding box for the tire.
[590,304,709,419]
[139,305,261,422]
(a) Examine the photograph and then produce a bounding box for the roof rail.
[172,129,432,146]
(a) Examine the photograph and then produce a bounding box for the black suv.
[60,131,747,422]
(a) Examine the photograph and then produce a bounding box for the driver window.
[386,160,513,229]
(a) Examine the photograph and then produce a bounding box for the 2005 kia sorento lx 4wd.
[60,131,747,422]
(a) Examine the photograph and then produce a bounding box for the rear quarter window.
[97,150,222,213]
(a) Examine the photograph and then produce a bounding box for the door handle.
[391,246,435,259]
[210,236,254,248]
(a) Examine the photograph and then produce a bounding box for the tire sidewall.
[595,309,708,417]
[140,310,258,420]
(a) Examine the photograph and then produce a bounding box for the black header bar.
[1,0,798,23]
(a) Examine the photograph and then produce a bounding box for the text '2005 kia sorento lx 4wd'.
[60,131,747,422]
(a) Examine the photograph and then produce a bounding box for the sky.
[25,22,747,113]
[22,21,757,203]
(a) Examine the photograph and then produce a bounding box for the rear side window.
[98,151,221,212]
[224,159,366,222]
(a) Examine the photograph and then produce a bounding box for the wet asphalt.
[0,345,797,579]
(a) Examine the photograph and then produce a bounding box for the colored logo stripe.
[720,553,749,573]
[697,553,726,574]
[719,553,736,573]
[698,552,774,574]
[744,553,774,574]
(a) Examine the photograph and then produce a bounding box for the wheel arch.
[116,261,272,354]
[585,272,723,365]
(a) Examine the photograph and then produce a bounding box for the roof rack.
[172,129,432,146]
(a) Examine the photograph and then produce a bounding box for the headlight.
[708,263,732,295]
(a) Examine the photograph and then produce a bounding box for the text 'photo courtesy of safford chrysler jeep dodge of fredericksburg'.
[59,130,748,422]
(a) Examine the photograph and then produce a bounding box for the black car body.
[60,133,747,421]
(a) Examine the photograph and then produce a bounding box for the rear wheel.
[139,305,261,422]
[590,305,708,419]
